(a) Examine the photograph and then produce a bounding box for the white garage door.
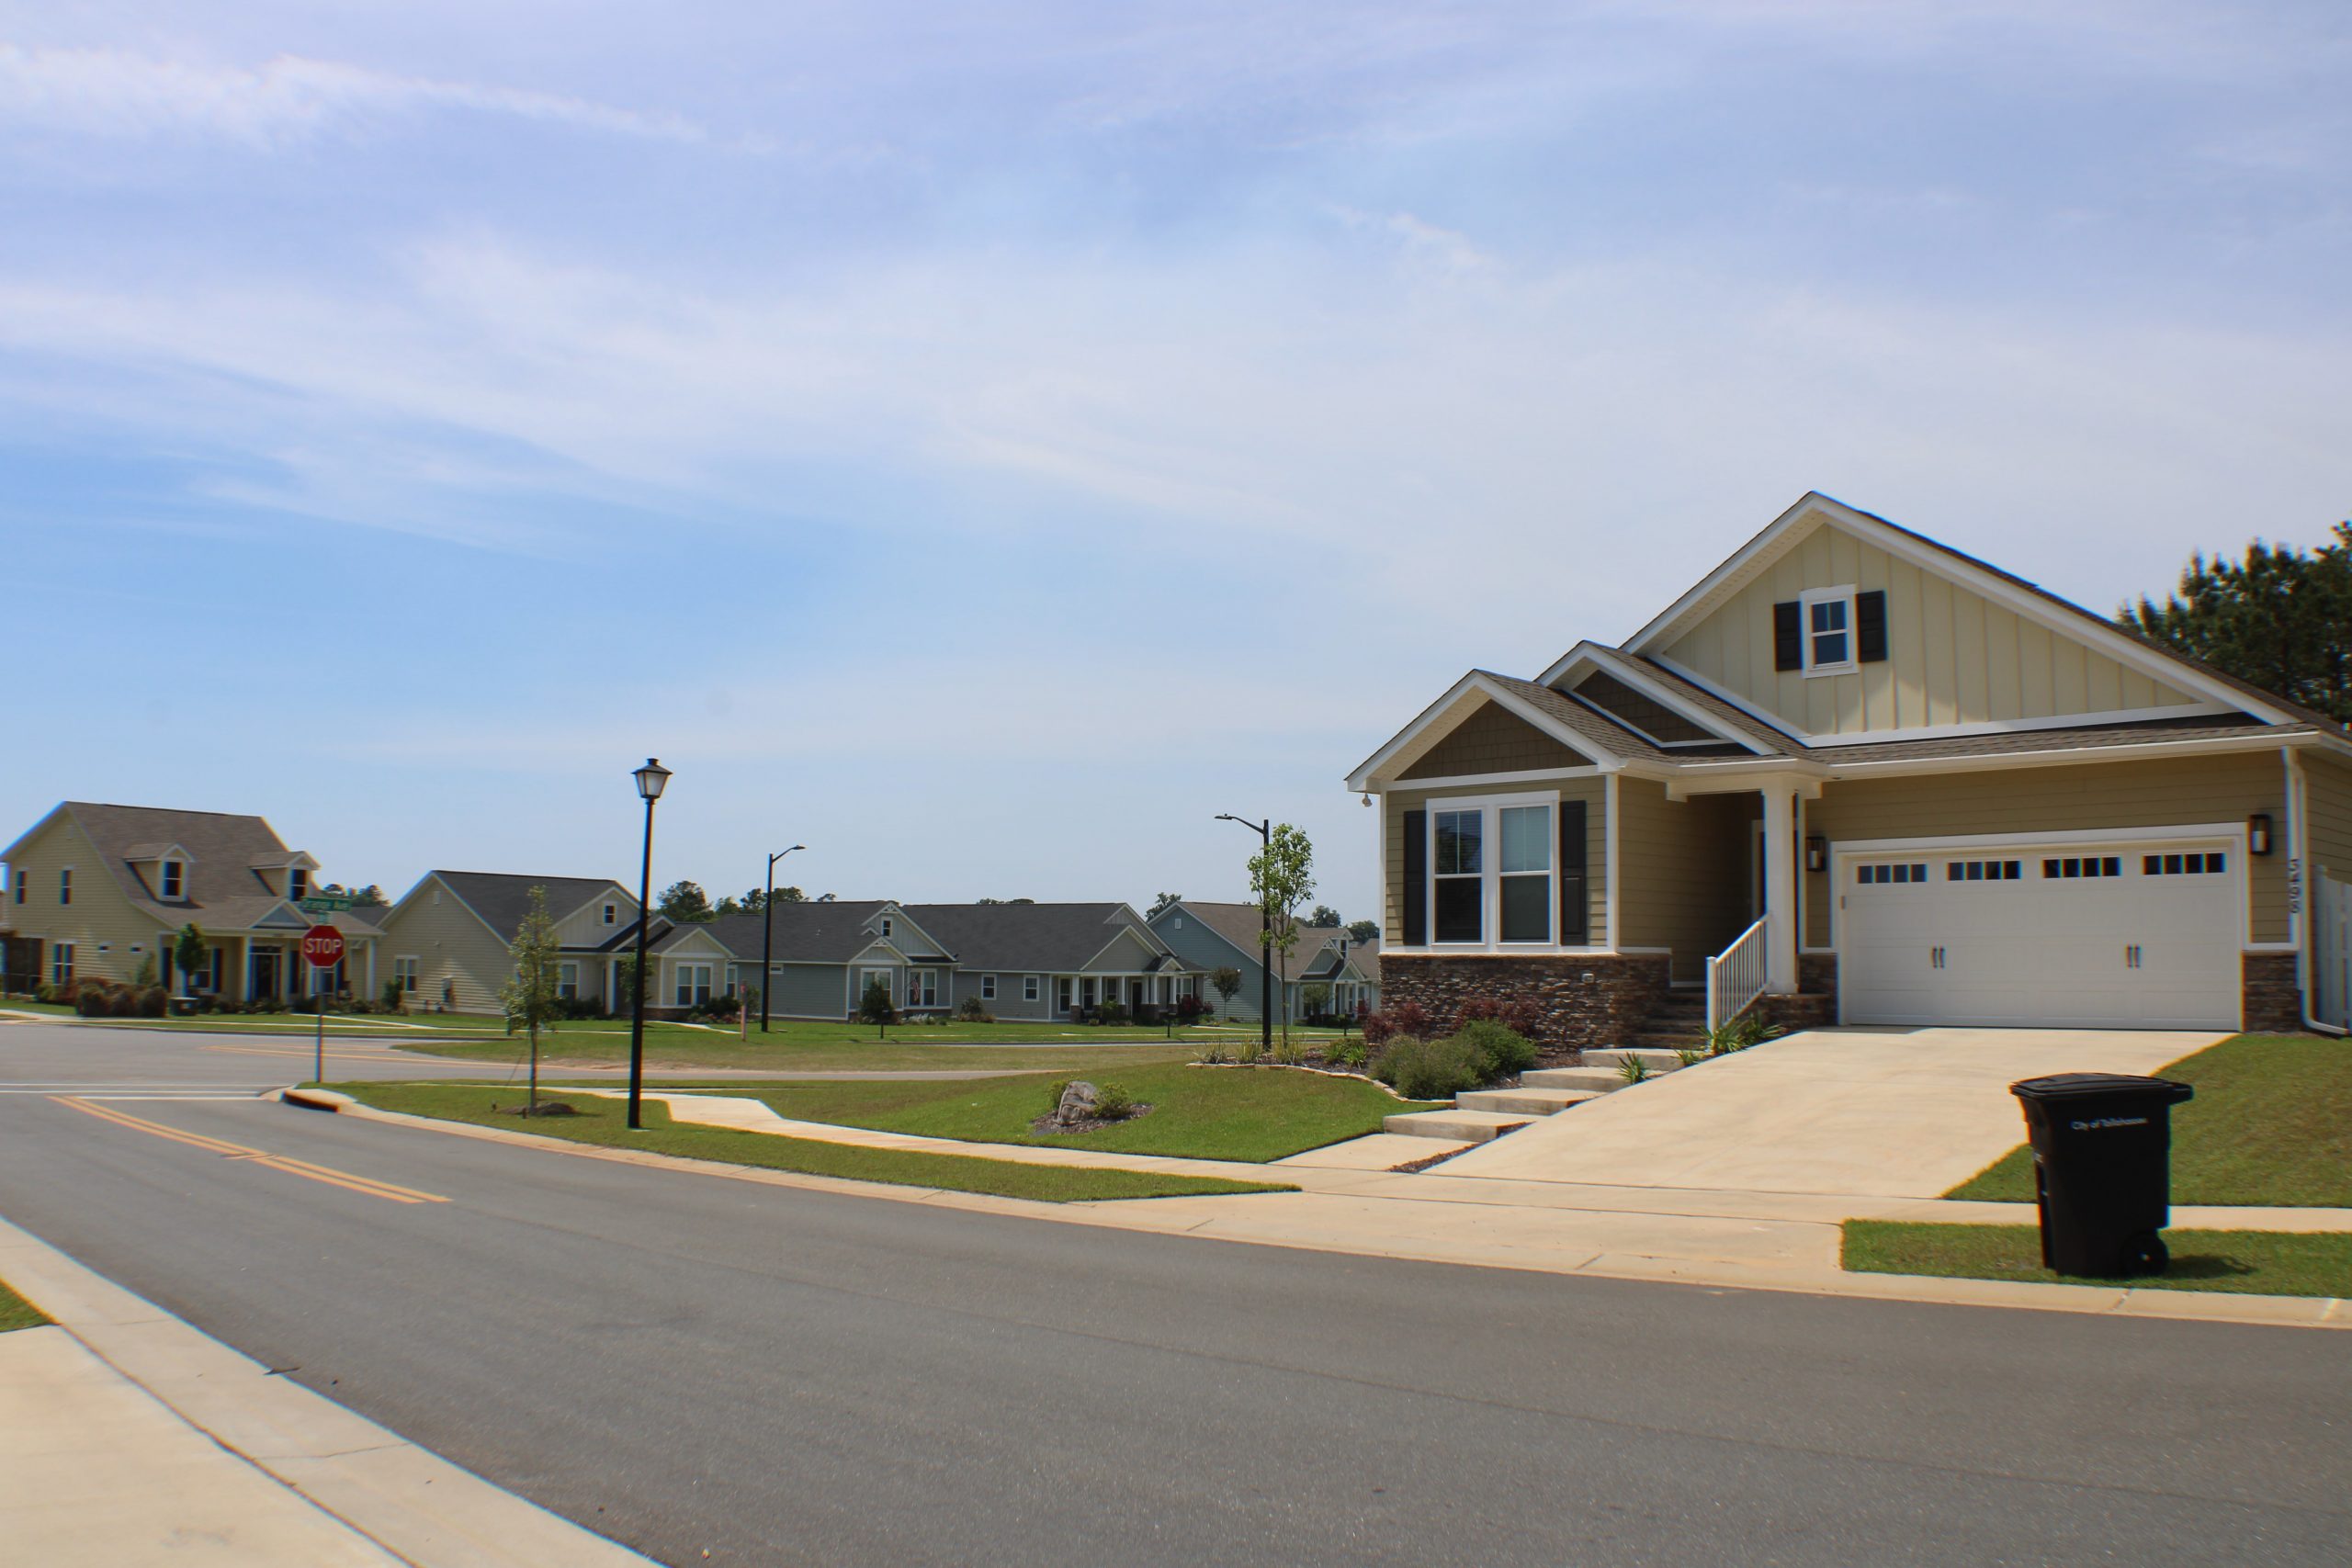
[1840,840,2242,1029]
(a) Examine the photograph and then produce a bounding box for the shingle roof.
[1474,672,1680,762]
[1805,715,2312,766]
[654,901,899,963]
[430,873,628,944]
[1170,902,1351,974]
[900,903,1179,973]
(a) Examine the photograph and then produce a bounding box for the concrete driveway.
[1441,1027,2224,1198]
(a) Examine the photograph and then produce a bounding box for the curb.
[280,1087,357,1112]
[0,1213,659,1566]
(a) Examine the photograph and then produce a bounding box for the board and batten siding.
[1803,751,2290,948]
[1663,513,2204,739]
[2302,754,2352,886]
[1613,779,1756,980]
[1383,778,1606,948]
[376,881,518,1014]
[1396,699,1590,779]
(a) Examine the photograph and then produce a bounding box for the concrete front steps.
[1383,1044,1701,1142]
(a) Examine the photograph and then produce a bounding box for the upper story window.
[881,917,894,937]
[59,868,72,906]
[1801,587,1857,675]
[603,903,617,925]
[11,867,21,906]
[160,861,183,900]
[288,867,309,902]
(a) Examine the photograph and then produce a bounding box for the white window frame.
[603,903,617,926]
[1024,975,1040,1002]
[908,969,937,1009]
[880,917,894,937]
[51,942,74,987]
[1424,791,1562,953]
[1800,584,1859,677]
[675,963,714,1009]
[981,974,997,1000]
[288,867,310,902]
[59,867,72,906]
[557,961,580,1000]
[160,860,183,900]
[394,955,420,994]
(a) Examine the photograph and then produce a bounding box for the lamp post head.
[633,758,673,802]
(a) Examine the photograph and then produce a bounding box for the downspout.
[2284,744,2346,1036]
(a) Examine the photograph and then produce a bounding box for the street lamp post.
[628,758,672,1131]
[1215,813,1273,1061]
[760,844,805,1033]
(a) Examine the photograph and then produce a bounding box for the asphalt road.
[1,1021,2346,1566]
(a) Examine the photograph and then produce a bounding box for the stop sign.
[301,925,345,967]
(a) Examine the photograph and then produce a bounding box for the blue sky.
[4,2,2346,921]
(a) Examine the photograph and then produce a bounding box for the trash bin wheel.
[2122,1231,2168,1277]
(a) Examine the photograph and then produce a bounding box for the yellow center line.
[52,1097,449,1205]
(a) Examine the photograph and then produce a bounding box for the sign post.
[301,925,345,1084]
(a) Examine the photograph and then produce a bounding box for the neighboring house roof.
[900,903,1184,973]
[419,872,629,945]
[2,802,329,935]
[659,901,907,964]
[1166,901,1347,976]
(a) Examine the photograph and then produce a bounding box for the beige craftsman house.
[373,871,642,1013]
[1348,493,2352,1047]
[0,802,379,1000]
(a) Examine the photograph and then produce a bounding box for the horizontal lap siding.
[1385,777,1606,950]
[1803,751,2290,947]
[378,885,516,1014]
[2304,755,2352,886]
[2,818,166,984]
[949,971,1053,1021]
[1614,780,1755,981]
[760,963,850,1019]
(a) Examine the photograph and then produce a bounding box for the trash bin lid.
[2009,1072,2194,1104]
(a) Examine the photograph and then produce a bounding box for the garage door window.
[2145,852,2226,875]
[2042,856,2122,879]
[1857,863,1928,886]
[1947,860,2022,882]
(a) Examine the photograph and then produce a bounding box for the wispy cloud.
[0,44,722,148]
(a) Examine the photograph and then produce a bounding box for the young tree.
[658,879,714,922]
[173,923,208,998]
[1249,824,1317,1047]
[1346,919,1380,946]
[1210,966,1243,1009]
[858,975,898,1040]
[496,886,563,1114]
[1302,982,1330,1022]
[1306,904,1342,929]
[616,953,655,1011]
[2121,525,2352,722]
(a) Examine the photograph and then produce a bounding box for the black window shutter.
[1401,810,1428,947]
[1558,799,1589,944]
[1856,589,1889,663]
[1772,600,1804,671]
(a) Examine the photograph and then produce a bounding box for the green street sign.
[299,895,354,914]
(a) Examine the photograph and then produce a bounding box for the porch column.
[1762,786,1799,993]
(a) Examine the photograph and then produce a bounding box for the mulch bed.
[496,1100,581,1118]
[1030,1104,1154,1136]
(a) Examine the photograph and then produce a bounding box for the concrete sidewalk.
[0,1215,657,1567]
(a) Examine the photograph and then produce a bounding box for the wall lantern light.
[1805,835,1827,873]
[2248,813,2274,856]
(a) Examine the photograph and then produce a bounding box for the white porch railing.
[1705,916,1770,1037]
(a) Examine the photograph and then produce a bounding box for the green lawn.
[0,1279,50,1334]
[1948,1035,2352,1208]
[335,1082,1291,1202]
[402,1034,1206,1076]
[1844,1221,2352,1299]
[739,1063,1435,1163]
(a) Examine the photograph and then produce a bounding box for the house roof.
[656,901,905,963]
[427,872,628,944]
[899,903,1182,973]
[1168,901,1351,974]
[4,802,338,935]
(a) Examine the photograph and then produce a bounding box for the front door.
[250,947,280,1001]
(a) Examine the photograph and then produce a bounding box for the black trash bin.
[2008,1073,2195,1277]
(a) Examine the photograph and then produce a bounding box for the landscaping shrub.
[1363,999,1431,1046]
[1095,999,1130,1026]
[1324,1037,1371,1071]
[1092,1082,1136,1121]
[1193,1041,1233,1065]
[136,986,168,1019]
[956,995,993,1022]
[1175,994,1211,1024]
[1371,1035,1487,1100]
[1457,993,1544,1038]
[1704,1012,1785,1058]
[74,980,116,1018]
[379,980,406,1012]
[1448,1019,1538,1079]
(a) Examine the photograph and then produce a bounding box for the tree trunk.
[528,1022,539,1114]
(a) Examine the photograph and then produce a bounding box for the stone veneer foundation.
[1377,953,1670,1053]
[2240,952,2301,1034]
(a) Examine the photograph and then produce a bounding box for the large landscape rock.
[1053,1081,1099,1127]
